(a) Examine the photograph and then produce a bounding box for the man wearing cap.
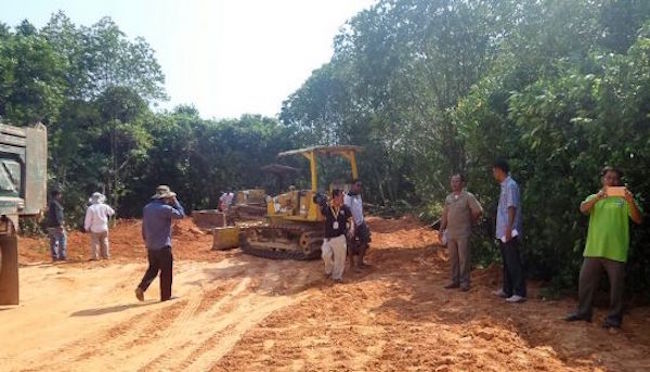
[84,192,115,260]
[135,185,185,302]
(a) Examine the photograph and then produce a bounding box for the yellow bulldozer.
[238,145,361,260]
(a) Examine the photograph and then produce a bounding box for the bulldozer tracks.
[239,223,323,261]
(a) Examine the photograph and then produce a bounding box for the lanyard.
[330,205,340,218]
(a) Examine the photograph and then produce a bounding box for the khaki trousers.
[322,235,347,280]
[448,236,470,288]
[90,231,110,259]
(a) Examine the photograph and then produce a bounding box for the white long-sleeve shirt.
[84,203,115,233]
[344,193,364,226]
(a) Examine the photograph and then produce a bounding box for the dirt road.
[1,217,649,371]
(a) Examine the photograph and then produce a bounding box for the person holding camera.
[135,185,185,302]
[315,189,354,283]
[565,166,643,329]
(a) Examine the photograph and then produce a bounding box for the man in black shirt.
[317,189,354,282]
[47,189,67,261]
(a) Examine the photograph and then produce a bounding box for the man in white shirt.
[84,192,115,260]
[219,192,234,212]
[344,179,371,271]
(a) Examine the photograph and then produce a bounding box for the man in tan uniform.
[439,174,483,291]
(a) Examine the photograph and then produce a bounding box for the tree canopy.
[282,0,650,294]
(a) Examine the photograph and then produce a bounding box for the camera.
[312,192,327,207]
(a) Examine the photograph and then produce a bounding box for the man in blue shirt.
[135,185,185,302]
[492,159,526,303]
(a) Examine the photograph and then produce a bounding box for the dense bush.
[281,0,650,297]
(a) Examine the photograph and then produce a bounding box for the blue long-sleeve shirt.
[142,199,185,250]
[496,176,523,239]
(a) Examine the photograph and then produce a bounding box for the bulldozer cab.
[266,145,361,223]
[259,163,300,196]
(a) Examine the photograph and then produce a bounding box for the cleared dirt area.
[2,216,650,371]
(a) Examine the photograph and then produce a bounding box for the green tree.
[94,86,152,207]
[83,17,166,101]
[0,23,66,125]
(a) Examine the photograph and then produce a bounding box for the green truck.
[0,123,47,305]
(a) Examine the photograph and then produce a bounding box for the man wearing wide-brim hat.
[84,192,115,260]
[135,185,185,302]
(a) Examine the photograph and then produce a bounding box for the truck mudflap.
[0,226,18,305]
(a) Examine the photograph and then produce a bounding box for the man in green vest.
[565,166,643,328]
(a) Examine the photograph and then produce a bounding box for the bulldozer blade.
[0,234,19,305]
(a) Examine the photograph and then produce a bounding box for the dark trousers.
[351,222,371,255]
[499,237,526,297]
[137,247,173,301]
[576,257,625,325]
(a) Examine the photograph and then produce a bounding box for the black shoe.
[135,288,144,302]
[460,286,470,292]
[602,320,621,329]
[564,313,591,322]
[444,283,460,289]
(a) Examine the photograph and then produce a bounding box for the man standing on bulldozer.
[345,179,371,271]
[218,192,234,212]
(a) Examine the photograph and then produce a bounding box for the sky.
[1,0,376,119]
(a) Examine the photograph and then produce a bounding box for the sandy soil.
[1,216,649,371]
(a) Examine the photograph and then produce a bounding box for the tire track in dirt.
[139,266,319,371]
[23,299,188,371]
[189,265,318,368]
[183,294,300,372]
[7,266,147,370]
[180,268,323,371]
[98,293,204,370]
[134,278,252,371]
[13,263,207,371]
[211,274,393,371]
[65,265,209,369]
[78,299,189,363]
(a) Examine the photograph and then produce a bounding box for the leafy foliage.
[281,0,650,296]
